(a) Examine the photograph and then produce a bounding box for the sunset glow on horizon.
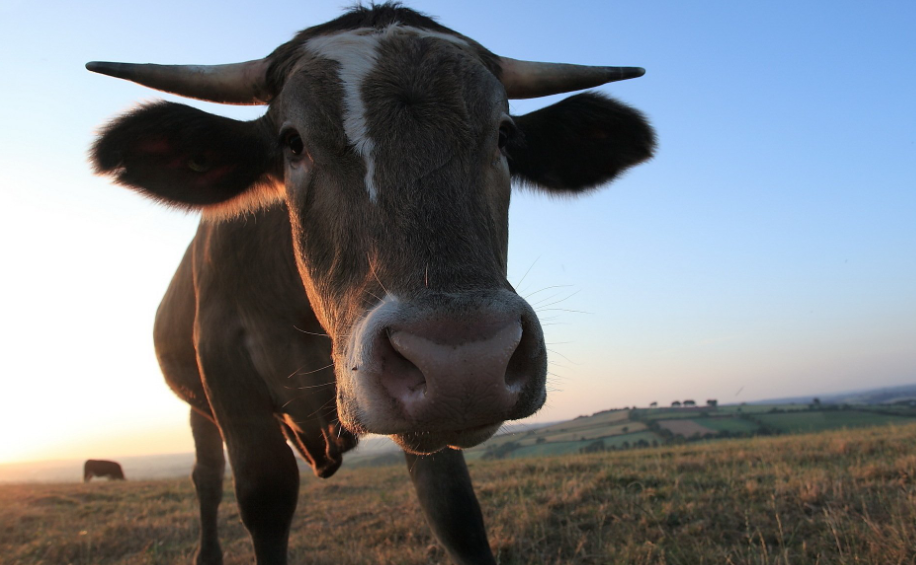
[1,1,914,468]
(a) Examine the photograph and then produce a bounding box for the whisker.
[524,284,574,300]
[293,325,331,338]
[546,349,579,365]
[293,363,335,377]
[537,308,590,315]
[295,381,337,390]
[513,257,540,292]
[367,253,391,296]
[532,290,581,309]
[285,363,310,379]
[529,292,566,308]
[305,396,338,419]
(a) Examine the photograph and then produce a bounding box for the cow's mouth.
[390,422,504,455]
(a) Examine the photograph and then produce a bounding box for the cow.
[87,4,654,564]
[83,459,125,482]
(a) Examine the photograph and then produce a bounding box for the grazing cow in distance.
[83,459,125,482]
[87,4,654,564]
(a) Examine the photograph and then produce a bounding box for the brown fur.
[83,459,125,482]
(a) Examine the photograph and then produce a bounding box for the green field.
[506,431,662,459]
[545,422,647,443]
[690,416,761,434]
[630,404,810,420]
[352,404,916,467]
[714,403,812,415]
[4,424,916,564]
[754,409,914,433]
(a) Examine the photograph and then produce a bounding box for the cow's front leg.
[405,449,497,565]
[190,408,226,565]
[198,333,300,565]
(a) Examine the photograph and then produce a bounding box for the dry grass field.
[3,423,916,564]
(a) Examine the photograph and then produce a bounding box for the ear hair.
[507,92,655,194]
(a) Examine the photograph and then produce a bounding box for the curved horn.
[499,57,645,99]
[85,59,272,105]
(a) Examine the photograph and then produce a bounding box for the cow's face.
[272,31,536,452]
[89,7,655,453]
[272,30,513,327]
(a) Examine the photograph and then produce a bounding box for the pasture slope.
[460,402,916,463]
[3,423,916,564]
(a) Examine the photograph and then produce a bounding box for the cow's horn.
[85,59,272,105]
[499,57,645,99]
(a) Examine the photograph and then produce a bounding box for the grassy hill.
[10,402,912,483]
[4,423,916,564]
[347,402,916,467]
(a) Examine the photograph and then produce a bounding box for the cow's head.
[89,5,655,454]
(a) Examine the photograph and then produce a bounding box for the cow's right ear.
[91,101,281,214]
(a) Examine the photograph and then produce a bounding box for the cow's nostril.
[505,318,536,390]
[380,329,427,403]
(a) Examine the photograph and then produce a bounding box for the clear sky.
[1,0,914,465]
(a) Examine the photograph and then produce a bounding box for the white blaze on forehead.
[304,26,470,201]
[306,31,381,200]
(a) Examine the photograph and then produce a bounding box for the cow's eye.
[497,125,510,150]
[283,130,305,156]
[497,119,517,152]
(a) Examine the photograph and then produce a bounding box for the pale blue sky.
[1,1,913,463]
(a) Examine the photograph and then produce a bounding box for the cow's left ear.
[91,101,281,215]
[506,92,655,193]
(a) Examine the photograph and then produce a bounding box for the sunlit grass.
[3,423,916,564]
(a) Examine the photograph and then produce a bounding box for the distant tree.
[707,399,718,407]
[622,426,629,433]
[672,401,682,407]
[482,441,520,460]
[535,437,546,444]
[580,439,605,454]
[684,399,696,407]
[650,401,658,408]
